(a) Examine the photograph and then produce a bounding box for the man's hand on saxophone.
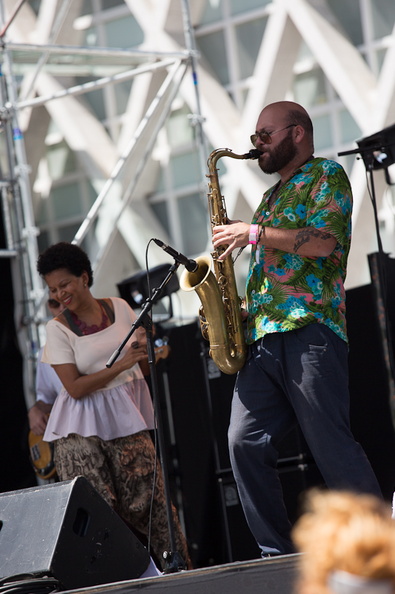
[212,219,250,261]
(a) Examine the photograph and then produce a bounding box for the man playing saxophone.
[212,100,382,558]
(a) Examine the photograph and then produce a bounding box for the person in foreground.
[212,100,382,557]
[36,242,191,571]
[292,489,395,594]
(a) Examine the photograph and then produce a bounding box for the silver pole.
[7,41,188,60]
[73,60,187,250]
[17,58,181,110]
[181,0,208,192]
[92,60,189,275]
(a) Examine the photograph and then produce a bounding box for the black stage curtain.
[347,255,395,500]
[0,213,36,493]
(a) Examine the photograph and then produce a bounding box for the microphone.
[153,238,198,272]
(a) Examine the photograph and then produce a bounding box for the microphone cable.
[0,574,60,594]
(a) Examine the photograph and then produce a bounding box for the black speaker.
[158,321,223,567]
[217,471,260,562]
[0,476,150,590]
[279,462,324,523]
[346,279,395,500]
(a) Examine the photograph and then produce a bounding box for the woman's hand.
[118,341,148,372]
[53,340,148,400]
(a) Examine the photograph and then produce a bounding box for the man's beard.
[258,130,297,174]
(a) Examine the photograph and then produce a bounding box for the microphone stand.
[339,145,395,389]
[338,145,385,254]
[107,261,186,573]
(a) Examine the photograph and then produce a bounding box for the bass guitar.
[28,431,56,480]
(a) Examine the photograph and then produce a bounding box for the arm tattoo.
[294,228,333,253]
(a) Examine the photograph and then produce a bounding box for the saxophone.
[179,147,261,375]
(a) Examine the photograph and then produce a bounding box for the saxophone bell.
[179,254,246,375]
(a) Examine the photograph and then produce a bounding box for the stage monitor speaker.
[0,476,150,590]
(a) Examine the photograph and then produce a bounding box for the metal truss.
[0,0,203,406]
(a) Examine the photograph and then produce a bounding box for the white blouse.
[42,297,155,442]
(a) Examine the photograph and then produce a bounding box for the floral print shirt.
[245,157,353,344]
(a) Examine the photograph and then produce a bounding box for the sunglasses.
[250,124,296,147]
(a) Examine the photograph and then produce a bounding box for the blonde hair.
[292,490,395,594]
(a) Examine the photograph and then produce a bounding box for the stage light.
[117,263,180,321]
[356,123,395,172]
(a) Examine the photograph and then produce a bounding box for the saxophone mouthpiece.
[244,149,262,160]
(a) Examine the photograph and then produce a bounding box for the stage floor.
[63,554,301,594]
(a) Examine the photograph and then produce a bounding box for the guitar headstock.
[154,344,171,362]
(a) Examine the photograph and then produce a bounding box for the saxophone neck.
[207,147,262,169]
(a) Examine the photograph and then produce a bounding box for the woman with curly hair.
[37,241,191,571]
[292,489,395,594]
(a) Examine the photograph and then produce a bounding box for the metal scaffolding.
[0,0,206,407]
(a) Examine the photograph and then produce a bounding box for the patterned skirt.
[54,430,191,570]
